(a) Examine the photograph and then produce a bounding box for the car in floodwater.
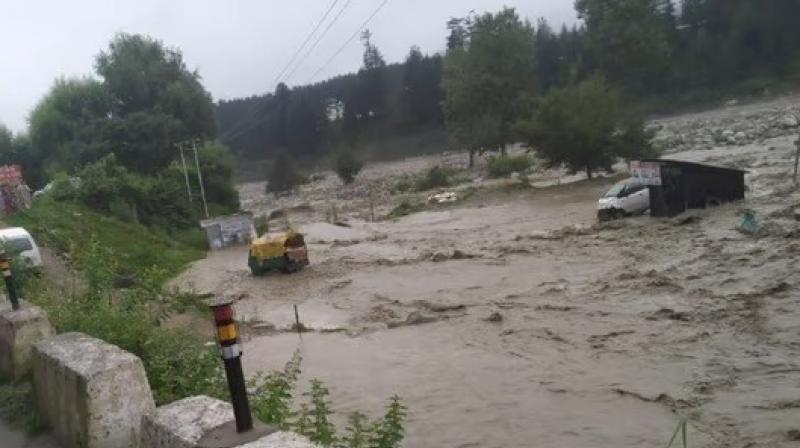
[597,178,650,221]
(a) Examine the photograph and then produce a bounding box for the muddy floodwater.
[176,97,800,447]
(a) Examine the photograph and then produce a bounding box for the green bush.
[414,166,450,191]
[388,200,425,218]
[486,154,532,178]
[49,172,78,200]
[335,148,364,185]
[0,379,47,434]
[254,215,269,236]
[266,152,307,193]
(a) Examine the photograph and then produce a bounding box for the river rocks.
[779,113,799,129]
[652,105,800,152]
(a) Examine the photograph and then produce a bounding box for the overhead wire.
[271,0,341,89]
[281,0,354,84]
[307,0,390,83]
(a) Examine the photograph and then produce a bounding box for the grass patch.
[487,154,532,178]
[388,200,426,218]
[0,378,48,434]
[7,197,205,285]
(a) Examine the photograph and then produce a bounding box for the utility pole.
[191,140,210,219]
[176,142,193,204]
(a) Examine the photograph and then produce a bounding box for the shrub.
[335,148,363,185]
[49,172,78,200]
[486,154,532,178]
[266,152,306,193]
[388,200,425,218]
[0,380,47,434]
[254,214,269,236]
[414,166,450,191]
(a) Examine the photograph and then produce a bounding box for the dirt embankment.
[174,94,800,448]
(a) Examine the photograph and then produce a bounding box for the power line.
[307,0,390,83]
[282,0,354,84]
[271,0,340,89]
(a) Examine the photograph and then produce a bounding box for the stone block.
[140,395,319,448]
[32,332,155,448]
[0,302,54,380]
[141,395,234,448]
[240,432,319,448]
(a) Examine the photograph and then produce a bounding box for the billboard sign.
[630,160,662,186]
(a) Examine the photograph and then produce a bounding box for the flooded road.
[175,99,800,447]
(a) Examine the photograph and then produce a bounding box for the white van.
[597,178,650,221]
[0,227,42,268]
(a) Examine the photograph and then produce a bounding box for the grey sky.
[1,0,576,133]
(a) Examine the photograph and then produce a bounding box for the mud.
[174,95,800,447]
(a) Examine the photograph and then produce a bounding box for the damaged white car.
[597,178,650,221]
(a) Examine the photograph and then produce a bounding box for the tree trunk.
[499,145,507,156]
[469,150,475,168]
[586,166,593,179]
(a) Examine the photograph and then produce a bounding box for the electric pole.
[192,140,210,219]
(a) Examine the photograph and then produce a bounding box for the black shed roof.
[638,159,747,174]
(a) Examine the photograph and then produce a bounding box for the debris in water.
[737,209,758,235]
[647,308,691,322]
[484,311,503,323]
[428,191,458,203]
[387,311,439,328]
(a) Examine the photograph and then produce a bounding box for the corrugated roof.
[637,159,747,173]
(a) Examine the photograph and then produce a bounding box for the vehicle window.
[629,184,647,194]
[2,237,33,254]
[603,181,627,198]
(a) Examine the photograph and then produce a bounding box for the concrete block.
[240,432,320,448]
[141,395,234,448]
[140,395,319,448]
[32,332,155,448]
[0,302,54,380]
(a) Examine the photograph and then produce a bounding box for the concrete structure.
[238,432,320,448]
[200,213,255,250]
[141,395,319,448]
[141,396,234,448]
[0,302,53,380]
[32,332,155,448]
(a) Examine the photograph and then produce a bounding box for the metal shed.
[200,213,255,250]
[631,159,746,218]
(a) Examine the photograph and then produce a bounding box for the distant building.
[200,213,256,250]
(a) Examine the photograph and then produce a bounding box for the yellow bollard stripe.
[217,323,238,342]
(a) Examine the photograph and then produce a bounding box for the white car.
[0,227,43,268]
[597,179,650,221]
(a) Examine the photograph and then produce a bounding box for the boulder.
[779,114,799,129]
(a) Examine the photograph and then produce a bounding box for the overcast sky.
[1,0,576,133]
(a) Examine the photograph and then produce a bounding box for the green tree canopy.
[516,77,656,178]
[576,0,674,93]
[442,8,536,166]
[28,77,110,175]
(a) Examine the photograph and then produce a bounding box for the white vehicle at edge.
[0,227,43,268]
[597,178,650,221]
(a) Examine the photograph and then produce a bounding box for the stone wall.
[1,304,318,448]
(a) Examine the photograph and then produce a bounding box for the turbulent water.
[174,96,800,448]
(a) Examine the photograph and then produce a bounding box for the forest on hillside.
[216,0,800,175]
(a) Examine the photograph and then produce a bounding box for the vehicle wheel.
[248,256,264,276]
[281,255,296,274]
[612,209,625,220]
